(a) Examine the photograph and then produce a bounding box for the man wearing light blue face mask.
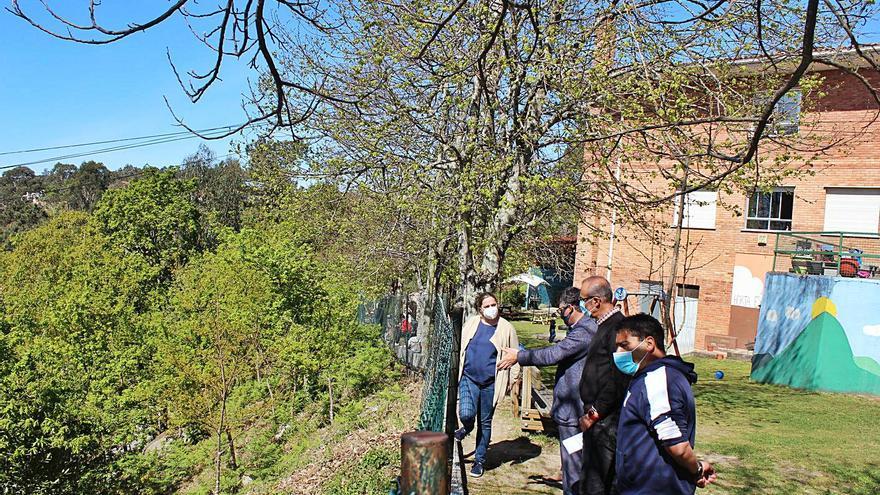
[613,314,716,494]
[497,286,596,495]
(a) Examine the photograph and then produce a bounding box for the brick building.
[574,58,880,352]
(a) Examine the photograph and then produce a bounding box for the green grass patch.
[512,319,563,386]
[692,357,880,494]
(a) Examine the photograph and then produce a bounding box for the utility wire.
[1,128,236,171]
[0,125,243,157]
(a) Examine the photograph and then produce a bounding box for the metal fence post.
[445,303,463,438]
[400,431,450,495]
[445,302,467,495]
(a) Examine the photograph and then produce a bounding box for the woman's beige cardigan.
[458,315,522,409]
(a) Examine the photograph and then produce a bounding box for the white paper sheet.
[562,432,583,455]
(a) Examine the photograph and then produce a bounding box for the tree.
[0,212,159,494]
[180,144,250,232]
[0,166,46,245]
[15,0,880,308]
[91,168,206,281]
[67,161,112,211]
[157,224,331,492]
[275,0,880,311]
[47,162,77,183]
[162,241,276,493]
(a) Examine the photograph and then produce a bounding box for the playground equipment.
[614,286,684,357]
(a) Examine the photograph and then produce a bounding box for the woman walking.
[455,292,521,477]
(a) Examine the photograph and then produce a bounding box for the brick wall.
[574,69,880,350]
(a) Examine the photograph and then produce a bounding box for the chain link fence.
[359,293,462,494]
[417,295,453,432]
[357,293,454,431]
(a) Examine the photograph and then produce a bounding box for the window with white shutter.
[823,188,880,235]
[673,190,717,230]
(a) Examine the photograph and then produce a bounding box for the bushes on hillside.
[0,172,399,494]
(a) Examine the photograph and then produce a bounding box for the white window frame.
[744,188,794,232]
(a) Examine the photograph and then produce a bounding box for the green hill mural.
[854,356,880,376]
[751,297,880,395]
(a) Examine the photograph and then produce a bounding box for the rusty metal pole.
[400,431,450,495]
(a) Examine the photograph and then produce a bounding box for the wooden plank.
[521,366,533,414]
[511,377,521,418]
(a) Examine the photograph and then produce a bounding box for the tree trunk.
[215,399,225,495]
[327,377,334,423]
[663,167,687,357]
[226,427,238,470]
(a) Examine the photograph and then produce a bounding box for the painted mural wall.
[751,273,880,395]
[728,253,775,347]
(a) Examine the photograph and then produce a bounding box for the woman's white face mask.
[482,306,499,320]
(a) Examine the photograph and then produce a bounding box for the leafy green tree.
[0,212,159,494]
[0,166,47,246]
[47,162,77,183]
[67,161,112,211]
[181,144,249,232]
[91,169,205,282]
[158,225,323,491]
[41,161,112,212]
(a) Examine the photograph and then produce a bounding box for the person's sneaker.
[470,462,484,478]
[453,427,467,441]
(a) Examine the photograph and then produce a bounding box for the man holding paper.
[498,286,596,495]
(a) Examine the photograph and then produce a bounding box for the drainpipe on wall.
[606,156,622,284]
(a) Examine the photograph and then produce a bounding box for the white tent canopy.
[505,273,549,287]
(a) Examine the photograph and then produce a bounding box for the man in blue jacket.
[613,314,716,494]
[498,286,596,495]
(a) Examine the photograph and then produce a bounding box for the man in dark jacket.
[498,286,596,495]
[578,276,629,495]
[613,314,716,494]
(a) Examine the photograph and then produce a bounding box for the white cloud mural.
[864,324,880,337]
[731,266,764,309]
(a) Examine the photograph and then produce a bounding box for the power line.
[0,125,243,157]
[0,128,238,171]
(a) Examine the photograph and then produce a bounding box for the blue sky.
[0,2,255,173]
[2,3,879,174]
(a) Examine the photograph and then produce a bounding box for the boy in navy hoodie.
[612,314,716,494]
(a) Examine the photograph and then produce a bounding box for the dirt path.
[459,405,563,495]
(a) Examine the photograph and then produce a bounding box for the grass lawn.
[510,320,880,494]
[693,357,880,494]
[512,318,563,385]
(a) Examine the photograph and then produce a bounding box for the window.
[676,283,700,299]
[638,280,663,319]
[823,188,880,235]
[673,190,717,229]
[745,189,793,231]
[772,90,801,136]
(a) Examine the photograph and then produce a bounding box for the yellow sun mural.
[811,297,838,319]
